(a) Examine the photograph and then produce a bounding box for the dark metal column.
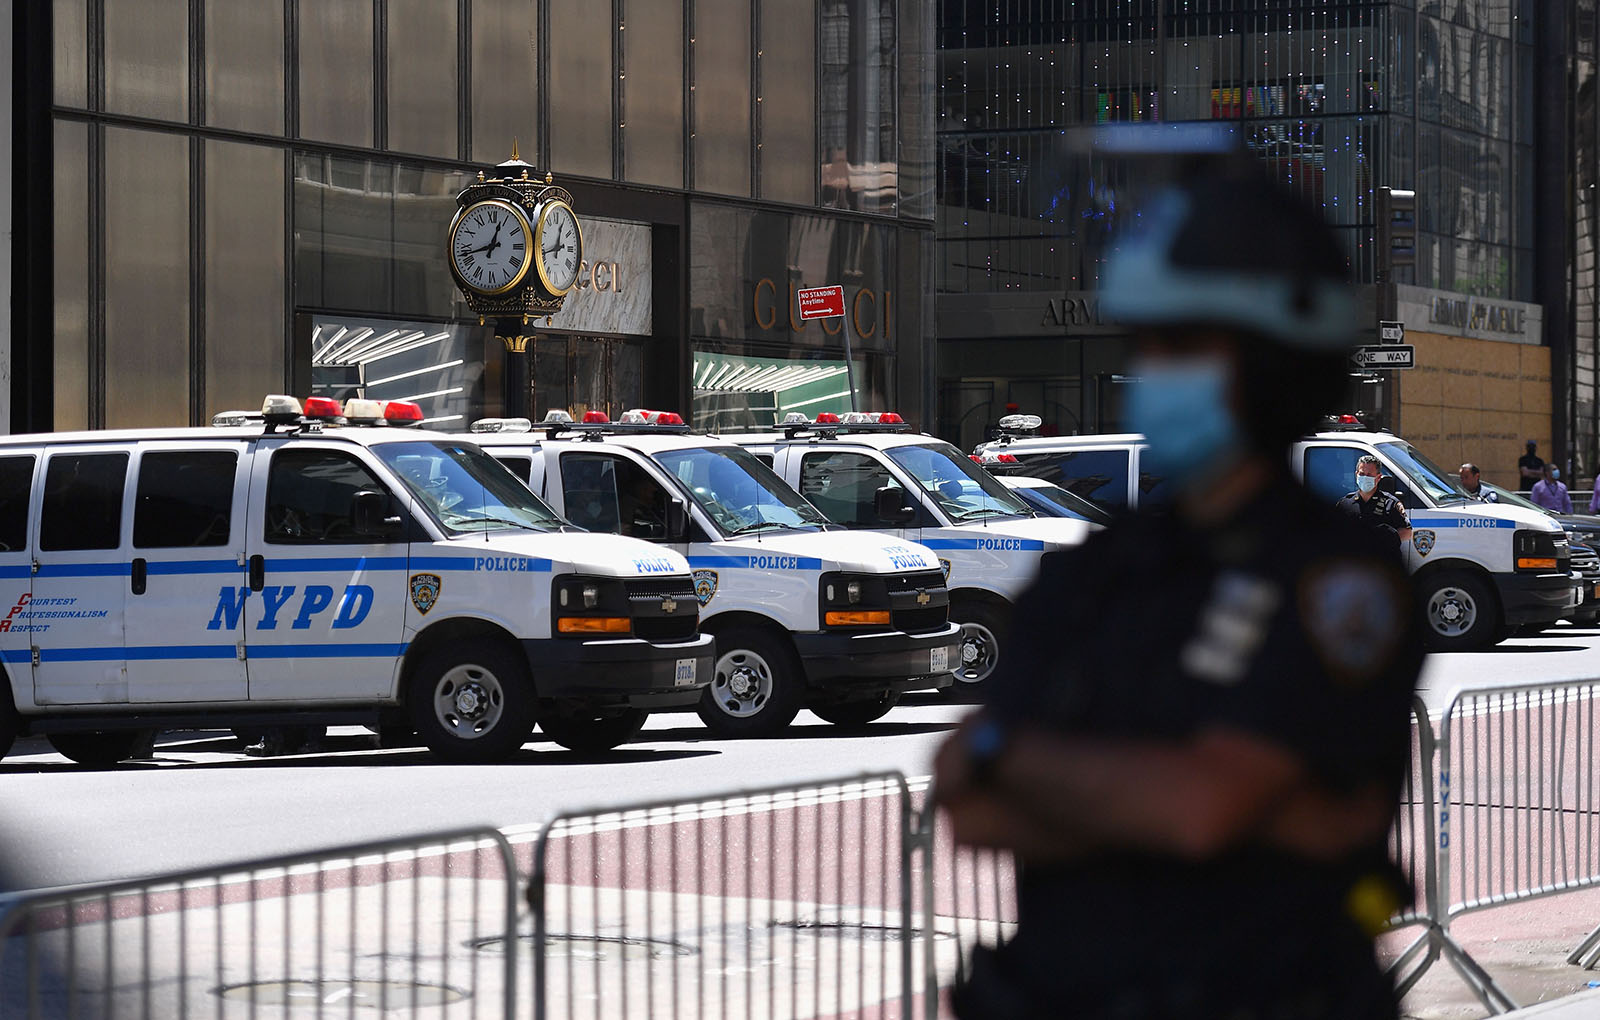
[11,0,54,432]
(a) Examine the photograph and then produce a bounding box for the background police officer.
[1458,462,1498,502]
[933,162,1422,1019]
[1336,455,1414,550]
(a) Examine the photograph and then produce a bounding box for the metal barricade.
[526,772,915,1020]
[0,827,520,1019]
[1383,697,1446,1000]
[1426,679,1600,1012]
[912,796,1016,1020]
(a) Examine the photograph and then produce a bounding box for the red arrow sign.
[796,285,846,320]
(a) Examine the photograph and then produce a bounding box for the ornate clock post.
[447,143,583,418]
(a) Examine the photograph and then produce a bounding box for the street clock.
[447,142,583,322]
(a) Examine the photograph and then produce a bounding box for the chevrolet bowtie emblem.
[662,597,678,613]
[916,589,931,605]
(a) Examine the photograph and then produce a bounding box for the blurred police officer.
[1335,455,1414,550]
[933,163,1423,1019]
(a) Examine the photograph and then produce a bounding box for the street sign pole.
[796,285,855,413]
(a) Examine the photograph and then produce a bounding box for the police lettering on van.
[723,412,1093,692]
[470,409,963,737]
[0,395,713,767]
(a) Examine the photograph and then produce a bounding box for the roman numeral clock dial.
[534,201,583,297]
[449,199,533,296]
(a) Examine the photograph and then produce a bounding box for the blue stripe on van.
[1409,517,1518,529]
[18,643,411,663]
[35,562,130,578]
[918,537,1047,551]
[409,556,551,572]
[264,556,411,572]
[0,566,30,579]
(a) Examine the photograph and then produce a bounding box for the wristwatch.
[965,715,1009,786]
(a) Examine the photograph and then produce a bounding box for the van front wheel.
[1418,571,1499,651]
[408,644,535,763]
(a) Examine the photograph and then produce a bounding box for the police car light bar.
[779,410,912,438]
[532,407,691,437]
[997,413,1043,432]
[303,396,345,422]
[470,417,533,434]
[344,398,386,424]
[261,394,304,427]
[383,401,425,426]
[211,409,264,428]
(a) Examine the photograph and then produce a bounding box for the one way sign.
[1350,344,1415,370]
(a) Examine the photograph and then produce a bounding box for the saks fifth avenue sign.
[1397,284,1542,346]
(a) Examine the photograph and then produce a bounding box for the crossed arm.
[931,714,1393,864]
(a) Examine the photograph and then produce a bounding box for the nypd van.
[469,410,961,737]
[723,412,1093,692]
[977,419,1575,651]
[0,396,712,767]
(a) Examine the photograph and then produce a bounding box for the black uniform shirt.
[979,473,1423,1011]
[1334,488,1411,547]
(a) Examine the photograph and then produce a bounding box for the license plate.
[674,658,697,686]
[930,645,950,673]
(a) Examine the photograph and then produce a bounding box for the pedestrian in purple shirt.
[1531,464,1573,513]
[1590,473,1600,514]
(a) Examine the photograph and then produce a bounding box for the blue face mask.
[1356,474,1378,494]
[1126,356,1242,488]
[1552,468,1561,481]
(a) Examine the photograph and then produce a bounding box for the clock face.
[535,201,583,296]
[450,200,532,295]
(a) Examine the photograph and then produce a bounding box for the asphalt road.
[1,621,1596,893]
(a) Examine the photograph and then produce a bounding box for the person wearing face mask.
[1530,462,1573,513]
[933,162,1422,1020]
[1334,456,1414,551]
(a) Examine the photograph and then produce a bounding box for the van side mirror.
[665,499,691,541]
[874,485,917,524]
[351,491,402,537]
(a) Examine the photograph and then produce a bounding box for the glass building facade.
[934,0,1548,455]
[10,0,935,434]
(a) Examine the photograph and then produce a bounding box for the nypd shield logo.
[1412,529,1436,558]
[692,569,719,607]
[938,558,953,582]
[409,573,442,615]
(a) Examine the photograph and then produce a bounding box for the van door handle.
[130,558,147,596]
[248,555,265,592]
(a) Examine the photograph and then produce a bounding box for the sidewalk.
[1379,887,1600,1018]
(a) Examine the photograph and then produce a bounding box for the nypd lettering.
[207,584,376,631]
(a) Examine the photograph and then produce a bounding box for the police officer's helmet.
[1101,169,1356,452]
[1100,172,1356,353]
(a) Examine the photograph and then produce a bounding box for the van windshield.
[653,445,830,536]
[1375,441,1474,505]
[886,443,1031,521]
[374,440,566,535]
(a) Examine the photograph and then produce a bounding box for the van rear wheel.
[47,729,156,768]
[408,643,535,763]
[1418,571,1499,651]
[539,709,648,754]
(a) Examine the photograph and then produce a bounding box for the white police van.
[976,417,1575,651]
[0,396,712,767]
[723,412,1093,692]
[469,410,962,736]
